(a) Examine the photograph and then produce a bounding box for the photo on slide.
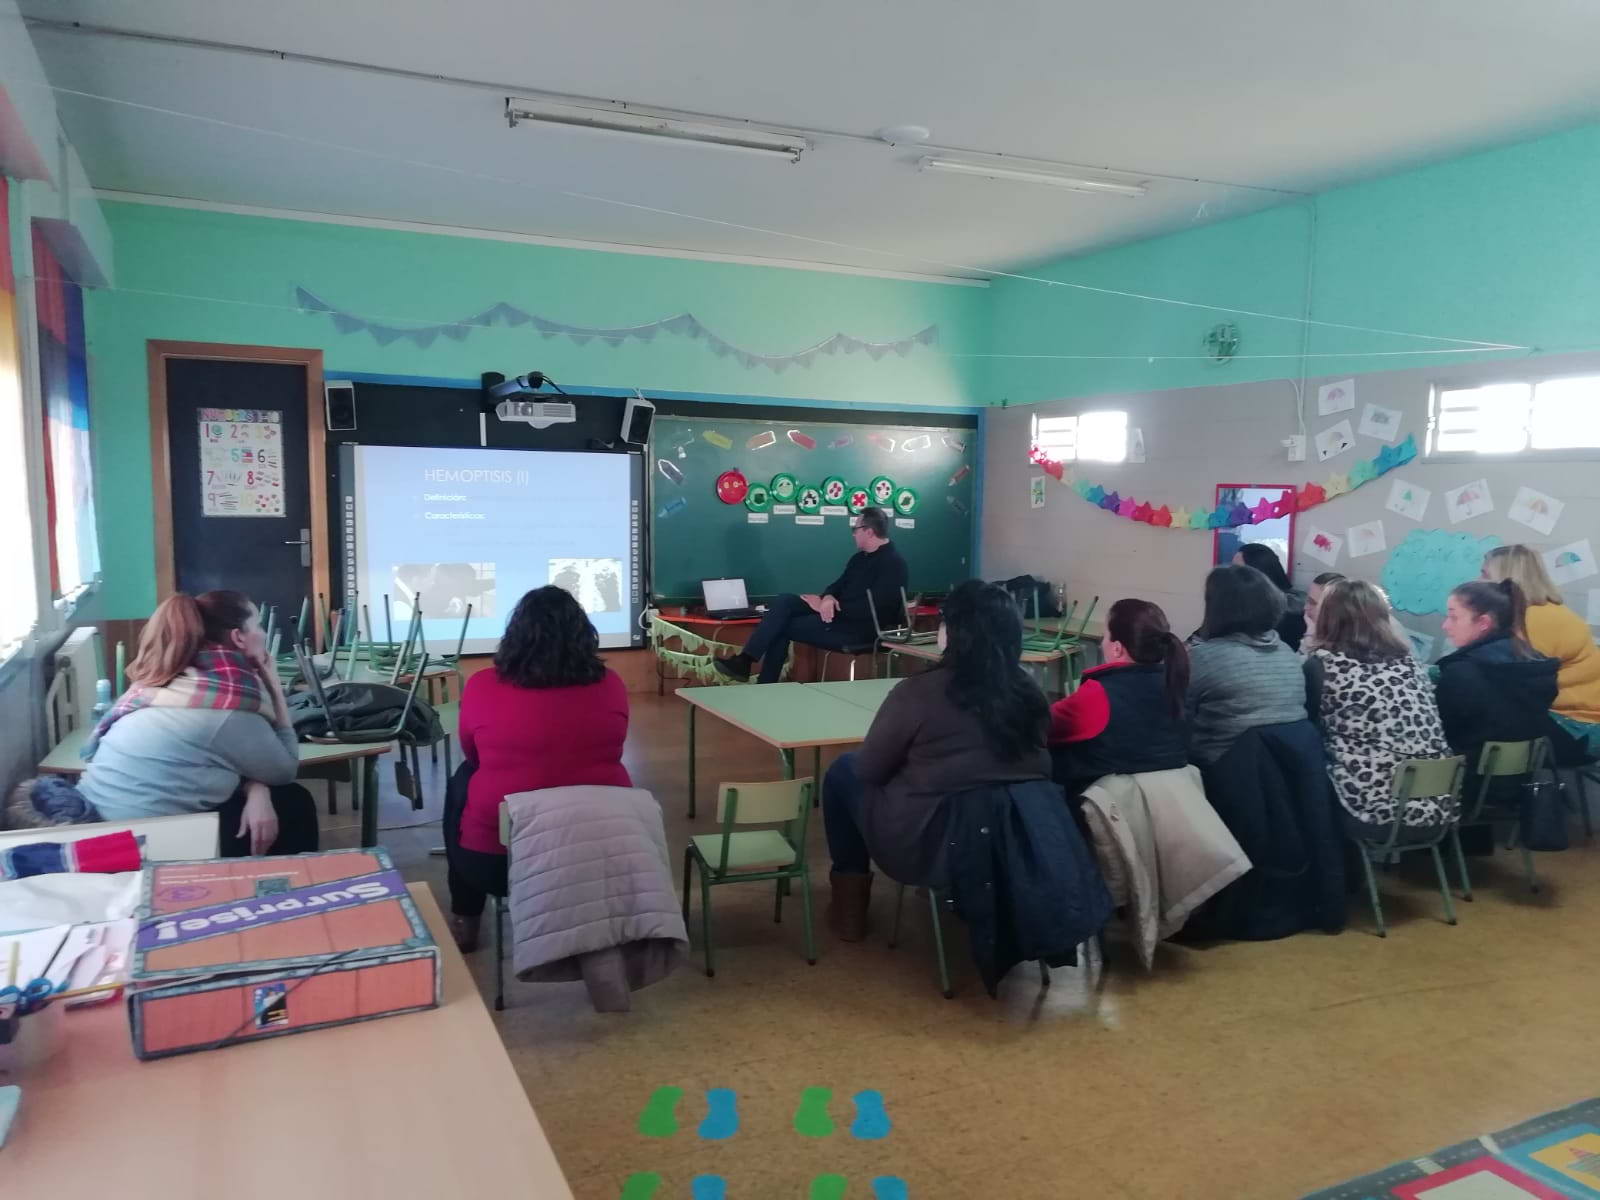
[391,562,496,620]
[549,557,623,615]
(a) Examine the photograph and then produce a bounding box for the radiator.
[46,626,104,739]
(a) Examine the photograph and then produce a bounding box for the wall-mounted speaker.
[620,394,655,446]
[325,381,357,431]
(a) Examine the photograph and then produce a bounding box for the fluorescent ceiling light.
[506,97,807,162]
[918,156,1147,197]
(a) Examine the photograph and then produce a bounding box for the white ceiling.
[20,0,1600,278]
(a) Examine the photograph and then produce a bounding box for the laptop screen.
[701,578,749,611]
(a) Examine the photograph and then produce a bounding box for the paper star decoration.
[1207,505,1230,529]
[1324,472,1351,499]
[1271,493,1297,519]
[1152,505,1173,528]
[1249,497,1275,525]
[1170,506,1192,528]
[1394,434,1418,465]
[1099,490,1122,512]
[1085,484,1105,504]
[1117,497,1137,518]
[1348,457,1378,487]
[1373,443,1400,473]
[1297,483,1326,511]
[1189,508,1211,530]
[1132,501,1154,523]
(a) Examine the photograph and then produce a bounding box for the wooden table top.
[5,885,574,1199]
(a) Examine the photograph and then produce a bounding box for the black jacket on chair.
[1434,633,1560,768]
[1189,720,1346,941]
[941,779,1113,996]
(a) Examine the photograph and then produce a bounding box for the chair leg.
[1039,960,1051,990]
[700,865,716,978]
[681,848,693,928]
[889,883,907,949]
[928,890,954,999]
[1429,845,1458,926]
[492,895,505,1012]
[1519,844,1539,894]
[773,877,784,925]
[443,734,453,779]
[326,779,337,816]
[799,868,817,966]
[1450,827,1474,901]
[1358,851,1386,937]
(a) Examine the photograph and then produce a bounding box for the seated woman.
[1049,598,1189,797]
[1302,571,1415,658]
[1187,565,1309,766]
[1234,543,1307,651]
[1437,579,1559,775]
[444,586,630,951]
[72,590,316,856]
[1304,579,1453,837]
[1482,545,1600,755]
[821,579,1051,941]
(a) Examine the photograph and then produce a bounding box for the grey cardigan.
[1186,632,1309,765]
[78,708,299,821]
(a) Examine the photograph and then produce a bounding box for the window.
[1030,409,1127,463]
[1428,376,1600,456]
[0,179,39,657]
[32,226,100,601]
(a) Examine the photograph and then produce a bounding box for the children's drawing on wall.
[1507,486,1564,537]
[1545,539,1598,587]
[1029,476,1046,509]
[1357,403,1402,443]
[1381,530,1501,615]
[1347,520,1387,558]
[1587,590,1600,627]
[1385,478,1430,522]
[1445,478,1494,524]
[1302,527,1343,568]
[1315,420,1355,462]
[1317,378,1356,416]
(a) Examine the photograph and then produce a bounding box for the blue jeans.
[823,752,872,874]
[744,593,861,683]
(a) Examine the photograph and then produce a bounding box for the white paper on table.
[1357,403,1402,443]
[1545,538,1598,586]
[1347,520,1387,558]
[1384,478,1430,522]
[1315,420,1355,462]
[1587,589,1600,627]
[1507,486,1564,537]
[1445,478,1494,524]
[1303,526,1344,567]
[1317,378,1356,416]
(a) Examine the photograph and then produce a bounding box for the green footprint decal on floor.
[619,1173,662,1199]
[638,1086,685,1138]
[793,1086,835,1138]
[809,1175,848,1200]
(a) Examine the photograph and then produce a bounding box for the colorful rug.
[1305,1097,1600,1198]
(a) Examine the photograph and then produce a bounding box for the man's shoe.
[713,654,753,682]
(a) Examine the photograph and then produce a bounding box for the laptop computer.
[701,578,760,621]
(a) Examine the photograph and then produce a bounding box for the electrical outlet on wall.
[1283,435,1307,462]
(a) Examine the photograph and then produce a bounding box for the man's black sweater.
[824,541,909,638]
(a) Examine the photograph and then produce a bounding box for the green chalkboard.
[650,415,976,600]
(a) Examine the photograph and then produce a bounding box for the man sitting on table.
[715,507,908,684]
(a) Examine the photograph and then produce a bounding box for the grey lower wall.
[983,350,1600,649]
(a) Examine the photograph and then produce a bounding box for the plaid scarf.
[84,647,267,760]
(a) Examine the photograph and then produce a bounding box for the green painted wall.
[87,202,988,617]
[987,121,1600,406]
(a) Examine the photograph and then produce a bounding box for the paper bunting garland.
[295,287,937,373]
[1028,435,1417,532]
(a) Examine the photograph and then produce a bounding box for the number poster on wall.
[199,408,285,517]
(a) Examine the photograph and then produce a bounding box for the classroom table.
[6,884,575,1200]
[883,638,1087,696]
[37,728,393,849]
[677,680,893,818]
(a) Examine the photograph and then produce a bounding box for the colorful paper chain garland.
[1030,435,1418,530]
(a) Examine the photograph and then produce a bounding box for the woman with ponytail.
[820,580,1051,940]
[71,590,317,856]
[1436,578,1559,771]
[1049,599,1190,796]
[1304,580,1453,833]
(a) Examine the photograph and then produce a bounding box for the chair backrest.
[1478,739,1547,778]
[297,642,429,741]
[450,604,473,661]
[715,778,813,825]
[1390,755,1467,803]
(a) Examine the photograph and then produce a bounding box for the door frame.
[146,340,329,623]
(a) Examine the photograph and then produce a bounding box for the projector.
[496,399,577,429]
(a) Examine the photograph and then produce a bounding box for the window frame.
[1030,407,1129,464]
[1425,372,1600,463]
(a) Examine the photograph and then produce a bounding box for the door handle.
[284,529,312,566]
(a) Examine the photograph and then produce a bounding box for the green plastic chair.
[1454,738,1551,896]
[682,777,816,977]
[889,883,956,999]
[1347,755,1466,937]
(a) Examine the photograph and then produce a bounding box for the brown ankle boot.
[447,913,481,953]
[828,871,873,942]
